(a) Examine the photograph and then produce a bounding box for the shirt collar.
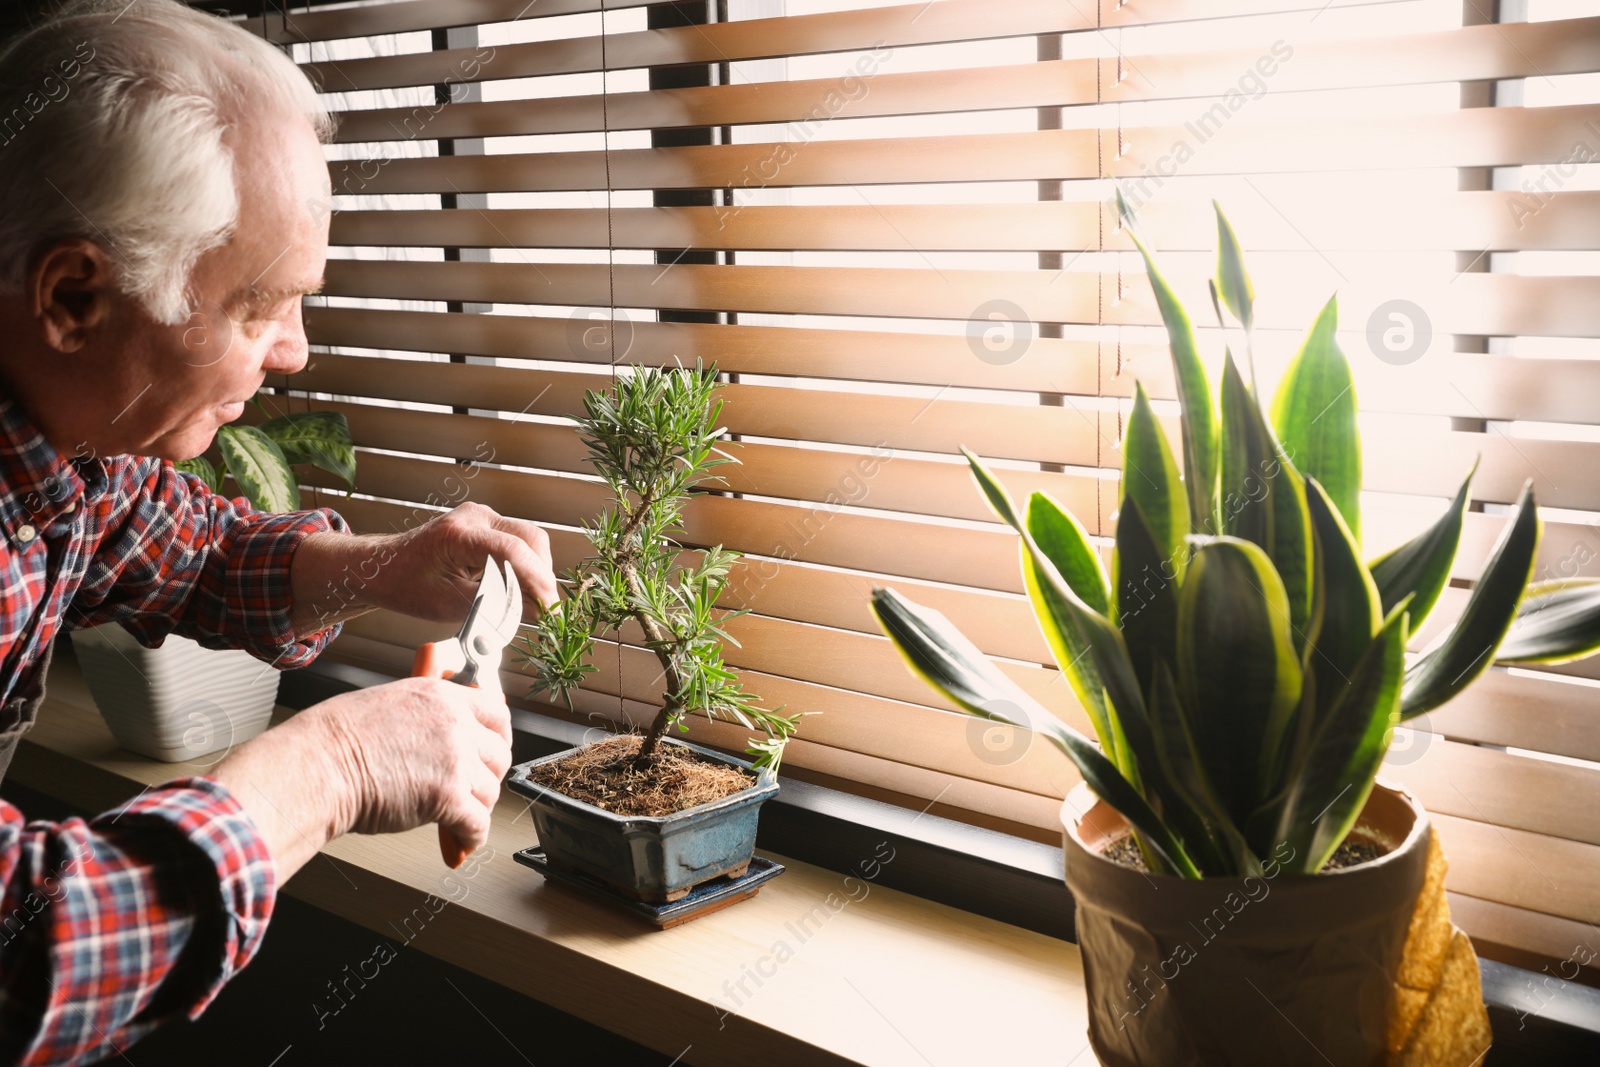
[0,386,111,538]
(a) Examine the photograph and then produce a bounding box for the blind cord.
[595,5,625,721]
[600,10,617,377]
[1095,9,1103,536]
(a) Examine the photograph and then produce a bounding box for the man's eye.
[246,299,297,322]
[238,313,276,337]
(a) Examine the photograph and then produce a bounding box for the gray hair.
[0,0,333,325]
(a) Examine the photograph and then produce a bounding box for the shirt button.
[16,524,36,543]
[62,500,76,513]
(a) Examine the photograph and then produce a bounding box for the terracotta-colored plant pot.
[1062,779,1431,1067]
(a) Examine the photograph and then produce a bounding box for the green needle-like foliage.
[872,198,1600,878]
[514,361,803,771]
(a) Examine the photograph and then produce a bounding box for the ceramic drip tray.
[515,846,784,928]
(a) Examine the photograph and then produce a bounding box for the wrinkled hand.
[309,676,513,854]
[374,501,558,624]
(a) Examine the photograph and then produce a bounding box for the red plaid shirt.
[0,386,350,1064]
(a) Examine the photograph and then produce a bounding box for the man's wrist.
[210,710,354,879]
[289,530,399,637]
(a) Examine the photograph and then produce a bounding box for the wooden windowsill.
[12,652,1090,1067]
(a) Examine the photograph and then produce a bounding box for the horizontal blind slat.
[303,306,1102,393]
[329,203,1101,252]
[1360,428,1597,512]
[330,129,1094,191]
[322,493,1060,665]
[300,308,1600,426]
[318,259,1600,338]
[318,258,1105,322]
[283,354,1106,465]
[1106,17,1600,102]
[1427,814,1600,929]
[1383,737,1600,848]
[302,0,1090,92]
[1114,342,1600,425]
[328,107,1600,193]
[326,18,1600,139]
[1445,894,1600,985]
[1415,670,1600,768]
[1097,0,1413,27]
[241,398,1100,524]
[328,191,1600,254]
[256,0,644,45]
[255,0,1408,46]
[301,449,1029,590]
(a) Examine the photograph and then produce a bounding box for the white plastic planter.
[68,625,280,763]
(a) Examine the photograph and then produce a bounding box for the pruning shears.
[410,554,523,868]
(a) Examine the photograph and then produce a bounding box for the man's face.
[108,115,331,461]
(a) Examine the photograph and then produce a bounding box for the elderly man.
[0,2,558,1062]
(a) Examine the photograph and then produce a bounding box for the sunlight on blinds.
[246,3,1600,910]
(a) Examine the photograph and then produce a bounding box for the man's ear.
[30,239,116,353]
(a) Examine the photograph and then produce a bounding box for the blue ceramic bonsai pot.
[506,737,778,903]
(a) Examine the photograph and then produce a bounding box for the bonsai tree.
[177,400,356,509]
[872,195,1600,878]
[516,362,803,772]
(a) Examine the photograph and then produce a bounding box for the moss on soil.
[523,735,753,817]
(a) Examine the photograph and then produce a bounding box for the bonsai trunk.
[602,487,686,766]
[621,558,682,764]
[636,703,676,762]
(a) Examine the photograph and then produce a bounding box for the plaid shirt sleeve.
[69,457,351,668]
[0,777,276,1066]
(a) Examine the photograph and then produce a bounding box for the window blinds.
[244,0,1600,981]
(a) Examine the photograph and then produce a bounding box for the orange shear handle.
[411,641,471,870]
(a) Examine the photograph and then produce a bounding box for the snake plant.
[177,400,356,511]
[872,195,1600,879]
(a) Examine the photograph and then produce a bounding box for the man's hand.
[212,676,513,879]
[289,501,559,636]
[316,677,512,848]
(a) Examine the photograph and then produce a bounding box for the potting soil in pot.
[522,734,753,816]
[1103,834,1386,873]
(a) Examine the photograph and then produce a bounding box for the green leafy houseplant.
[871,196,1600,880]
[515,362,803,771]
[175,400,357,509]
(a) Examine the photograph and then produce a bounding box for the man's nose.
[261,312,309,375]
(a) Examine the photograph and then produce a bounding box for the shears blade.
[452,555,520,687]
